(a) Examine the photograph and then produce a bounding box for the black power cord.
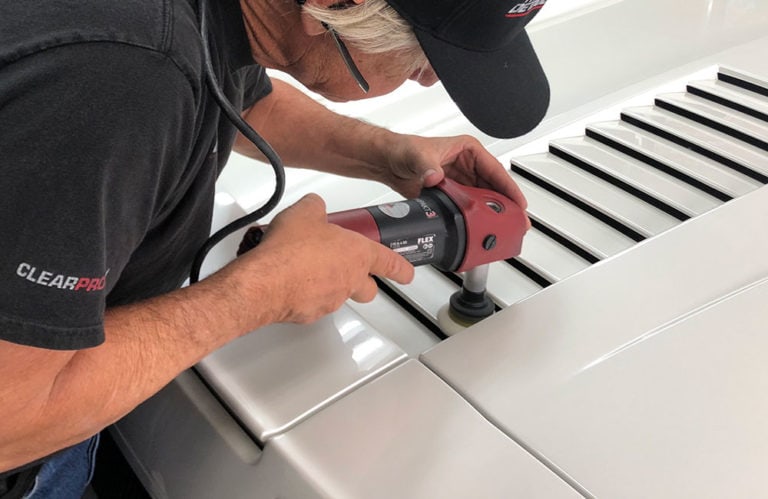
[189,0,286,284]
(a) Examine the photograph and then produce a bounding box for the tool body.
[240,179,527,273]
[331,179,527,272]
[238,179,528,334]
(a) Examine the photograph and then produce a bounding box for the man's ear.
[299,0,365,36]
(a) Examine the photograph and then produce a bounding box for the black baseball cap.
[384,0,550,139]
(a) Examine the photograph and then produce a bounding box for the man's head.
[298,0,437,99]
[300,0,550,138]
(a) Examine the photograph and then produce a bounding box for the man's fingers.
[350,278,380,303]
[368,244,415,285]
[291,193,327,220]
[265,193,327,237]
[474,159,527,210]
[502,176,528,210]
[420,167,444,188]
[350,246,414,303]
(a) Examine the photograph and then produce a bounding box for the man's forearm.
[234,78,513,202]
[236,78,399,184]
[0,264,272,472]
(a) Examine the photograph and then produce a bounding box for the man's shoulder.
[0,0,201,70]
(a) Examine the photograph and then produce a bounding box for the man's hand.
[382,134,528,210]
[226,194,415,325]
[236,81,528,216]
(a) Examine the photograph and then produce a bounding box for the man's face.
[305,43,439,102]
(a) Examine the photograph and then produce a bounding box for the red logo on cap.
[506,0,546,18]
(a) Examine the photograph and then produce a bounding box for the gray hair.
[302,0,428,73]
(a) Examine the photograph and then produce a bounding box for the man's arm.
[235,79,528,207]
[0,194,414,472]
[0,269,253,472]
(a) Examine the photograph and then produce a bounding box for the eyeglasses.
[323,23,370,94]
[296,0,369,94]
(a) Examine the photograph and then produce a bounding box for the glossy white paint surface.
[513,153,681,236]
[422,185,768,497]
[197,307,407,441]
[551,136,722,216]
[515,173,637,258]
[586,121,761,197]
[622,106,768,176]
[266,361,583,499]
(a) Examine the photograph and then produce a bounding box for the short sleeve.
[0,42,198,350]
[239,64,273,110]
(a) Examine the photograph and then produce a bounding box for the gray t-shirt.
[0,0,271,352]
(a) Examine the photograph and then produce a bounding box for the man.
[0,0,548,496]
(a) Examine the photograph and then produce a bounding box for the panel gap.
[585,127,732,202]
[505,259,553,289]
[718,71,768,98]
[687,84,768,122]
[654,98,768,151]
[548,144,691,221]
[529,218,601,264]
[510,164,647,242]
[620,112,768,184]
